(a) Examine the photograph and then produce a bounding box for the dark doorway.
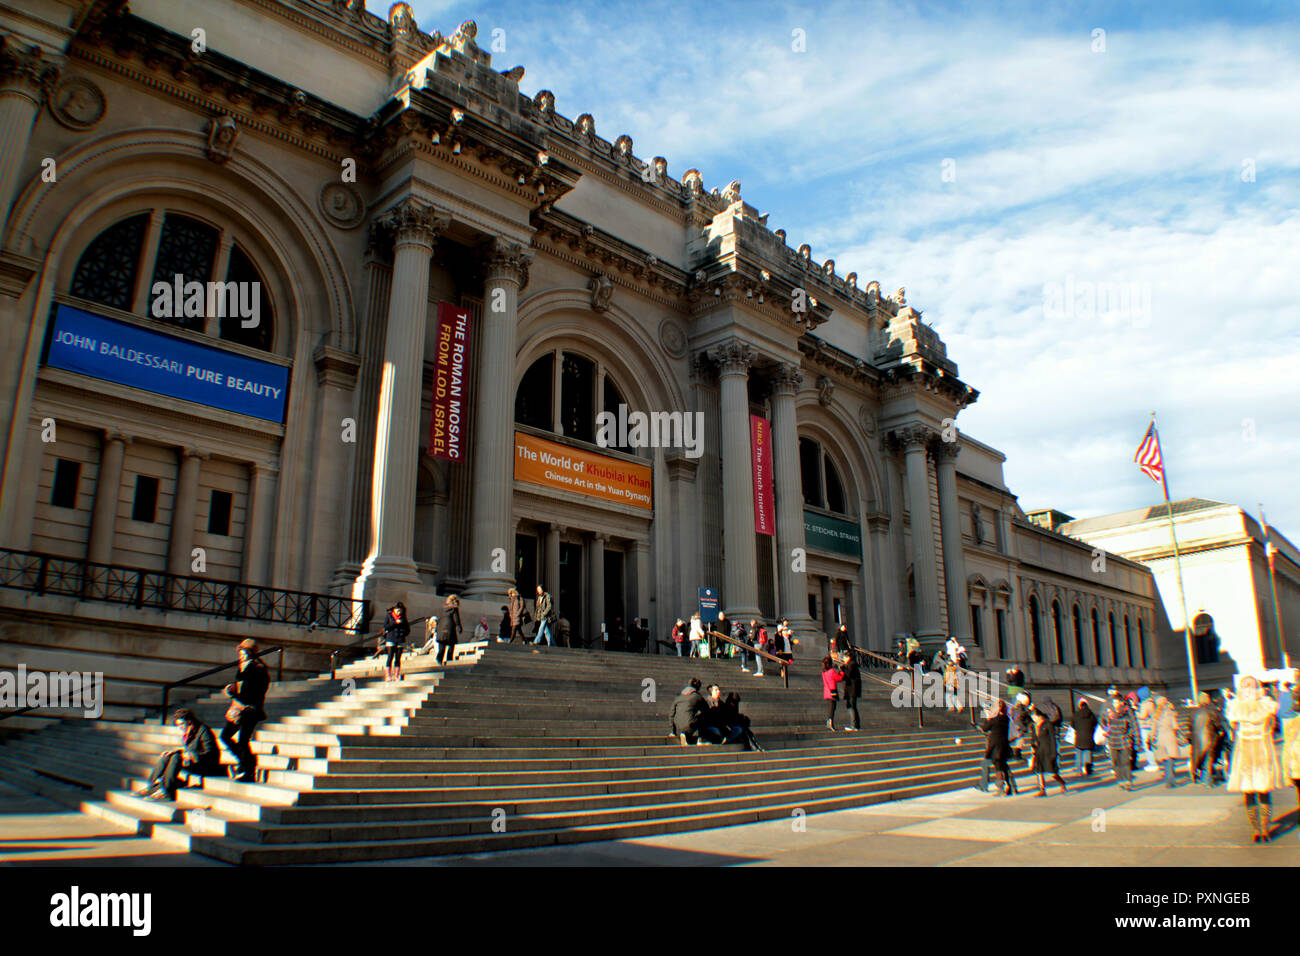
[604,549,625,650]
[514,533,538,597]
[559,541,582,647]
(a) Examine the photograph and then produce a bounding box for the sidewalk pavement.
[1,769,1297,867]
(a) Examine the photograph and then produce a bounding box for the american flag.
[1134,422,1163,483]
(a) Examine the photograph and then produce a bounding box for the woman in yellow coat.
[1226,676,1284,842]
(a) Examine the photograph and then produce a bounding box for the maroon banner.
[428,301,472,461]
[750,413,775,536]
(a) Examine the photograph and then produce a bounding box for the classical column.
[769,363,817,638]
[820,575,835,639]
[168,448,204,576]
[354,200,443,598]
[899,426,943,641]
[464,237,532,602]
[87,431,126,565]
[0,43,58,229]
[934,440,972,641]
[587,532,606,648]
[844,576,859,645]
[244,462,276,587]
[630,538,651,645]
[707,340,761,621]
[545,523,562,610]
[308,345,360,592]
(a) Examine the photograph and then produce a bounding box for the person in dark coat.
[670,678,707,746]
[1010,693,1033,760]
[436,594,462,665]
[380,601,410,682]
[1191,691,1229,786]
[506,588,526,643]
[978,699,1017,795]
[498,605,511,643]
[839,650,862,731]
[141,708,220,800]
[699,684,745,745]
[721,692,764,752]
[1071,699,1099,776]
[1106,697,1138,790]
[1032,709,1069,796]
[220,639,269,783]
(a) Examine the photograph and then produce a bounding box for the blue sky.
[411,0,1300,532]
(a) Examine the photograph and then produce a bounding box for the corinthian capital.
[384,199,447,247]
[894,425,934,450]
[769,362,803,396]
[483,237,533,288]
[0,36,62,101]
[932,438,961,462]
[706,339,758,377]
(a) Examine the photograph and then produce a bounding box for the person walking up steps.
[220,639,269,783]
[436,594,462,665]
[752,622,767,677]
[839,646,861,731]
[822,656,844,730]
[533,584,556,646]
[506,587,526,643]
[1226,676,1285,842]
[1071,699,1098,777]
[979,699,1017,795]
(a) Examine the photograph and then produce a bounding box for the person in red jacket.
[822,656,844,731]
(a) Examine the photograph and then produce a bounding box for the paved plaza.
[1,770,1295,867]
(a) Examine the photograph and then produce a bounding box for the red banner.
[428,301,472,461]
[750,413,775,535]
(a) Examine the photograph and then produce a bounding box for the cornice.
[528,239,688,313]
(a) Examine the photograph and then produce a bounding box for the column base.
[352,554,423,612]
[462,569,514,605]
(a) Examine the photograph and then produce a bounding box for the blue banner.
[698,586,720,623]
[45,305,289,423]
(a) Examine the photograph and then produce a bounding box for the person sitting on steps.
[699,684,745,745]
[670,677,707,746]
[140,708,220,801]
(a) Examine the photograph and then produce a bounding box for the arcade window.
[995,608,1007,659]
[970,604,983,646]
[1051,600,1064,662]
[131,475,159,523]
[207,490,232,536]
[1028,595,1043,662]
[514,355,553,431]
[799,437,851,515]
[51,458,80,509]
[560,354,595,443]
[67,209,277,353]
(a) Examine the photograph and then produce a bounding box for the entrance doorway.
[559,541,582,647]
[604,549,625,650]
[514,533,538,597]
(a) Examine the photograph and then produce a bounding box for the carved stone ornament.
[971,502,986,545]
[893,287,906,305]
[374,198,446,250]
[485,237,532,287]
[48,75,105,130]
[0,38,62,97]
[722,180,742,204]
[707,339,757,376]
[613,134,633,160]
[681,169,703,196]
[894,424,933,450]
[858,404,876,437]
[658,319,687,358]
[771,363,803,395]
[816,374,834,407]
[866,280,880,297]
[589,273,614,312]
[534,89,555,117]
[319,182,365,230]
[205,114,239,164]
[575,113,595,139]
[390,3,415,36]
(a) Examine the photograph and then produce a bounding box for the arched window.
[1028,595,1043,663]
[67,209,277,352]
[1091,608,1103,664]
[1072,604,1085,664]
[1124,614,1132,667]
[1109,611,1119,665]
[1052,600,1064,663]
[799,437,852,516]
[514,349,638,454]
[1137,619,1147,668]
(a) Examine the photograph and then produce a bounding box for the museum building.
[0,0,1179,709]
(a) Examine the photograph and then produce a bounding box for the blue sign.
[45,305,289,423]
[698,586,720,623]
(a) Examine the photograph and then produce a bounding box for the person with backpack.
[670,678,708,746]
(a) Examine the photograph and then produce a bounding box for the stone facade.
[0,0,1172,696]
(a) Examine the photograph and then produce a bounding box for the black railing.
[159,645,284,724]
[710,631,792,688]
[0,546,369,633]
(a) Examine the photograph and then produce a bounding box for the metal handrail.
[708,629,792,689]
[159,645,283,725]
[0,704,41,723]
[848,646,925,728]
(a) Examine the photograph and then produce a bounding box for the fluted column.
[87,431,127,565]
[934,440,971,640]
[769,362,817,641]
[587,532,606,648]
[464,238,532,602]
[707,340,761,621]
[545,523,562,613]
[168,448,204,575]
[821,575,835,639]
[899,426,943,640]
[244,462,276,586]
[0,43,58,229]
[631,538,650,647]
[355,200,443,597]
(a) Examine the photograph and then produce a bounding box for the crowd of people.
[669,678,764,751]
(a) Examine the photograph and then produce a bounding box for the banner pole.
[1152,413,1199,700]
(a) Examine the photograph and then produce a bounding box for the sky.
[409,0,1300,532]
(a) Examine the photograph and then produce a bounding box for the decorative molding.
[204,114,239,164]
[658,319,687,359]
[770,363,803,396]
[705,339,758,377]
[894,425,934,451]
[48,75,105,129]
[0,34,62,100]
[483,237,532,288]
[858,404,876,438]
[816,374,834,407]
[588,273,613,312]
[318,182,365,230]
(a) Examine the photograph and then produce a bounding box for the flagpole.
[1259,505,1290,669]
[1151,413,1199,700]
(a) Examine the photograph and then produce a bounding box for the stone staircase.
[0,641,1020,864]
